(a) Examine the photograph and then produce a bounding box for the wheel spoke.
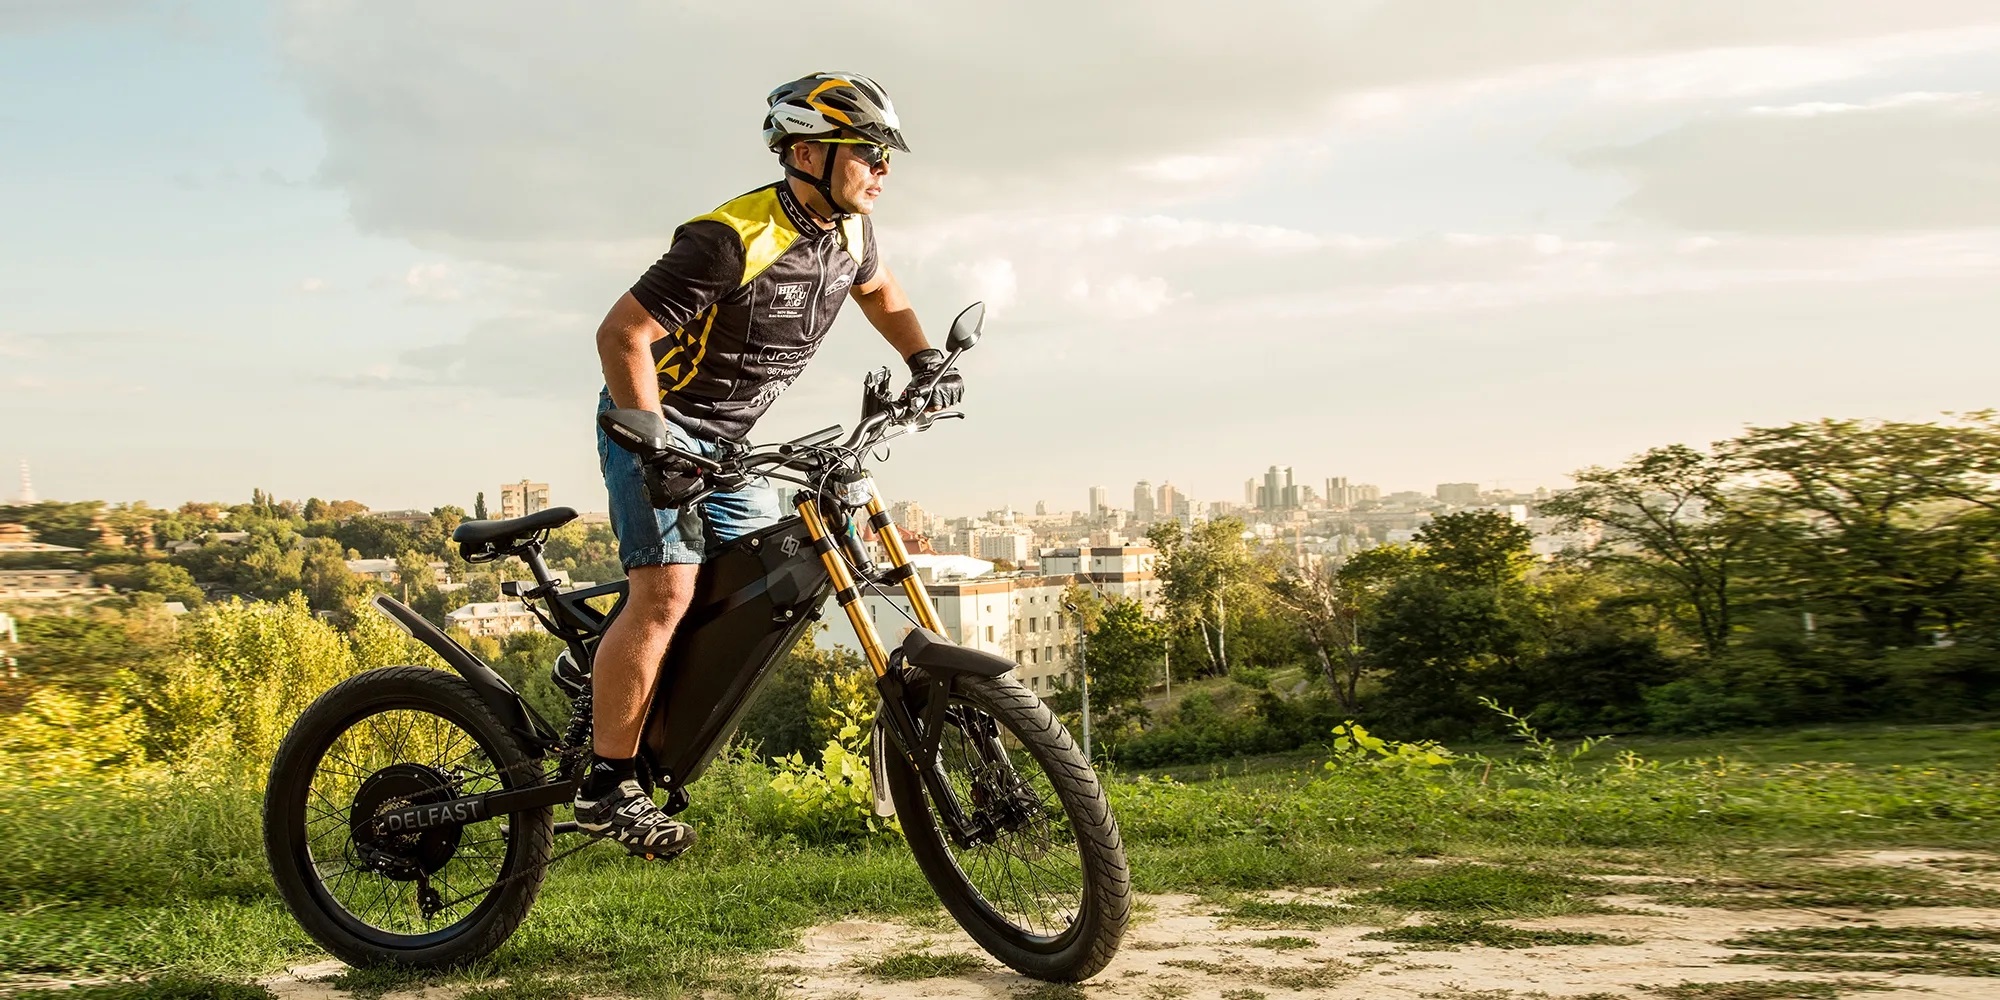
[289,701,539,941]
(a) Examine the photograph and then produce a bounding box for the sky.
[3,1,1998,518]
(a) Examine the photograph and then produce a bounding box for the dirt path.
[252,850,2000,1000]
[760,894,1996,1000]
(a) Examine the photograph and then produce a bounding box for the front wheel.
[263,666,554,968]
[881,672,1130,981]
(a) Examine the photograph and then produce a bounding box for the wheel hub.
[350,762,463,881]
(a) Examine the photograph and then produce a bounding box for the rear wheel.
[881,672,1130,981]
[263,666,553,967]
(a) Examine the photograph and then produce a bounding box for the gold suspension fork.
[797,497,893,677]
[864,493,946,635]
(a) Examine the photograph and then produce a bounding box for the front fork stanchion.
[798,497,891,677]
[864,494,946,635]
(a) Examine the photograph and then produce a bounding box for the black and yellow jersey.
[628,182,878,442]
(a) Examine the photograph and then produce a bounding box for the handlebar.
[600,300,981,502]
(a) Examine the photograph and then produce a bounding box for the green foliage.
[10,605,172,694]
[737,628,869,762]
[1326,721,1455,772]
[1047,596,1160,732]
[91,560,205,607]
[0,500,107,549]
[128,594,360,768]
[764,705,893,843]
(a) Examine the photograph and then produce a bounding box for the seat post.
[521,541,562,594]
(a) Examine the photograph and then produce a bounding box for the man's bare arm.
[597,292,668,413]
[851,264,929,360]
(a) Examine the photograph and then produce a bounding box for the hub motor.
[350,762,463,881]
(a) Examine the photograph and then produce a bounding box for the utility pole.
[1067,598,1091,760]
[1162,636,1171,700]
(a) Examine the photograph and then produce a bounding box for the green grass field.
[2,720,1996,999]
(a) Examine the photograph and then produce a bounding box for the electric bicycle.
[261,304,1130,981]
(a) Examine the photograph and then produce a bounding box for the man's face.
[800,140,890,215]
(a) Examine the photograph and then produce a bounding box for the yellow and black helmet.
[762,72,909,153]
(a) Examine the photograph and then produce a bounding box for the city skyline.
[6,6,1997,513]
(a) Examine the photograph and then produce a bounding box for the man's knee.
[624,563,700,627]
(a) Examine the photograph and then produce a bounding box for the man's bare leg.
[592,562,700,758]
[575,562,703,858]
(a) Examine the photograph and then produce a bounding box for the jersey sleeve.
[853,217,880,288]
[629,220,746,333]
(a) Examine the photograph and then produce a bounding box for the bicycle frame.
[370,477,1010,846]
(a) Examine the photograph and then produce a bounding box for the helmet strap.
[783,148,851,225]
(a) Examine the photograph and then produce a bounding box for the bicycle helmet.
[763,72,908,221]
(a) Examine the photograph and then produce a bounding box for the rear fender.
[369,595,559,752]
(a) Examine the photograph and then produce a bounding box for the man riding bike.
[582,72,965,857]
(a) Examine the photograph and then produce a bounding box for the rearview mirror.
[597,408,669,455]
[946,302,985,353]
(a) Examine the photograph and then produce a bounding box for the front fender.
[897,627,1013,678]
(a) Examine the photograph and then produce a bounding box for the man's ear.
[786,140,818,172]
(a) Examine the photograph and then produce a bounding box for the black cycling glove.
[901,348,964,412]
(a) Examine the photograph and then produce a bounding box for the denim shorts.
[596,389,781,569]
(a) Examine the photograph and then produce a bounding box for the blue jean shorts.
[596,389,782,569]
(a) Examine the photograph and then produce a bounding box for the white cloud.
[277,1,2000,251]
[1578,92,2000,233]
[298,277,327,293]
[950,258,1019,315]
[1746,90,1981,116]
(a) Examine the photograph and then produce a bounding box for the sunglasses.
[817,138,892,170]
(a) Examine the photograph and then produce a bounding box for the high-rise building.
[1034,500,1047,516]
[1325,476,1351,508]
[890,499,928,535]
[11,461,33,506]
[1088,486,1109,519]
[500,480,551,519]
[1436,482,1482,506]
[1260,465,1295,510]
[1156,482,1179,522]
[1244,479,1257,506]
[1133,480,1155,522]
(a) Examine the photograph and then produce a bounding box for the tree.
[474,492,489,520]
[1725,415,2000,650]
[0,501,106,549]
[1048,597,1160,730]
[1357,520,1541,735]
[90,561,204,607]
[300,537,361,614]
[1149,517,1263,676]
[1541,444,1744,656]
[1414,510,1535,585]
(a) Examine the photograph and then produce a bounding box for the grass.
[3,719,1998,995]
[1214,899,1385,928]
[0,976,275,999]
[1242,935,1314,951]
[1644,981,1893,1000]
[860,950,987,980]
[1637,862,2000,910]
[1129,719,2000,786]
[1161,956,1357,990]
[1361,918,1635,949]
[1720,925,2000,977]
[1355,865,1600,916]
